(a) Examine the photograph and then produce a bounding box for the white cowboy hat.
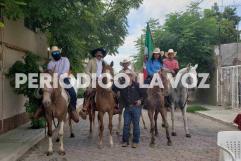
[165,49,177,57]
[152,48,161,54]
[50,46,61,53]
[120,59,131,66]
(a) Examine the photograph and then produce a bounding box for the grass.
[186,105,208,113]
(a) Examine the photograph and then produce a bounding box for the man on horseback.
[163,49,179,107]
[163,49,179,76]
[34,46,79,123]
[82,48,120,116]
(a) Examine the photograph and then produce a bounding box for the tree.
[134,3,241,73]
[2,0,143,73]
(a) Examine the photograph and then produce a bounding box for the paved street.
[18,111,237,161]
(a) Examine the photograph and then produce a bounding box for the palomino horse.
[145,71,172,147]
[167,64,198,138]
[95,61,116,148]
[41,76,69,156]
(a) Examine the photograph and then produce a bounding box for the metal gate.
[217,65,241,109]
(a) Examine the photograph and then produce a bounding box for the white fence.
[217,65,241,109]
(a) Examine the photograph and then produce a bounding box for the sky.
[105,0,241,72]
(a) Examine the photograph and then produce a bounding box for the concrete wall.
[218,43,241,66]
[0,19,48,134]
[195,43,241,107]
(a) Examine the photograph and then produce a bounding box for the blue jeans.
[122,106,141,144]
[63,78,77,111]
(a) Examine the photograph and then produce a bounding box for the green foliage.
[6,52,40,97]
[187,105,208,113]
[134,3,241,73]
[2,0,143,73]
[6,53,45,128]
[77,88,85,98]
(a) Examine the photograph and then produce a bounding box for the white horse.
[166,64,198,138]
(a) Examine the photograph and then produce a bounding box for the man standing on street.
[113,69,144,148]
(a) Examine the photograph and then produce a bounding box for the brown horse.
[95,61,116,148]
[42,77,69,156]
[82,91,96,135]
[145,72,172,147]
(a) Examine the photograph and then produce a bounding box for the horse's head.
[41,71,61,108]
[102,61,114,77]
[100,61,114,90]
[180,64,198,89]
[42,84,54,108]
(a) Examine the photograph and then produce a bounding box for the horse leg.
[108,111,114,147]
[182,106,191,138]
[148,110,155,147]
[171,104,176,136]
[58,121,65,155]
[141,110,147,129]
[69,117,75,138]
[154,111,159,136]
[46,118,53,156]
[160,108,172,146]
[89,108,93,134]
[98,111,104,149]
[117,110,122,135]
[92,110,96,128]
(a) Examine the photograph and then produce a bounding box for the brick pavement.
[18,111,237,161]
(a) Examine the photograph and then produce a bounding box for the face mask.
[51,51,61,61]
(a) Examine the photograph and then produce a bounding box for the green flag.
[144,23,154,60]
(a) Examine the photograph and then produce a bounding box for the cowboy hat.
[153,48,165,57]
[165,49,177,57]
[120,59,131,66]
[91,48,107,57]
[50,46,61,53]
[152,48,161,54]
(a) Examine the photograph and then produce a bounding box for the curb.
[0,128,46,161]
[195,111,237,128]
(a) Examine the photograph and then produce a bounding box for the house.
[0,19,48,134]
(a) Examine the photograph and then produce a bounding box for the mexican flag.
[143,23,154,79]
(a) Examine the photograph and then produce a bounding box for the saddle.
[84,89,120,115]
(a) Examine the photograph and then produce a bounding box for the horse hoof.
[46,151,53,156]
[56,138,60,142]
[167,141,172,146]
[171,132,177,136]
[70,133,75,138]
[144,126,147,130]
[116,131,120,136]
[162,124,165,128]
[58,151,66,156]
[98,144,103,149]
[186,134,191,138]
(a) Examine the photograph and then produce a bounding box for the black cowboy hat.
[91,48,107,57]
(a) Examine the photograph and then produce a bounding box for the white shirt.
[96,58,103,78]
[47,57,70,77]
